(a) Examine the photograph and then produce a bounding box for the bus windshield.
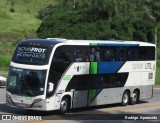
[7,67,46,96]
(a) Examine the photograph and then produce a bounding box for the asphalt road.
[0,87,160,123]
[0,87,6,103]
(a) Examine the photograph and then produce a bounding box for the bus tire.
[130,90,139,105]
[59,97,69,114]
[122,91,129,106]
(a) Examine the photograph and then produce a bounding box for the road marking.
[0,102,5,104]
[20,103,160,123]
[20,120,46,123]
[154,88,160,90]
[103,103,160,113]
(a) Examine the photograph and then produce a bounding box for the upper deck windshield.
[12,39,59,65]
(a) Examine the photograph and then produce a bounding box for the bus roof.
[19,39,62,46]
[46,38,156,46]
[20,38,156,47]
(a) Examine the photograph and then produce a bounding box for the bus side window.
[146,47,155,60]
[90,47,95,61]
[74,49,83,62]
[119,47,126,61]
[90,47,101,62]
[95,47,100,62]
[73,46,90,62]
[115,47,125,61]
[132,47,139,61]
[139,47,147,60]
[127,48,133,61]
[104,47,115,61]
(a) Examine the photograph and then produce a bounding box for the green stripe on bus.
[90,43,98,46]
[88,89,96,104]
[90,62,98,74]
[63,75,71,80]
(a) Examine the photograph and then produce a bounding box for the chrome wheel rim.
[123,94,128,104]
[132,92,137,102]
[60,100,67,112]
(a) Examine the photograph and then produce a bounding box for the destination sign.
[14,46,49,65]
[17,47,47,53]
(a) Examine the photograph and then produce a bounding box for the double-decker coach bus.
[6,38,156,113]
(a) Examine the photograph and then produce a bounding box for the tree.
[37,0,156,42]
[8,0,16,6]
[149,0,160,45]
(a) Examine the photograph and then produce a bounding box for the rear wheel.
[59,97,69,114]
[122,91,129,106]
[130,90,139,105]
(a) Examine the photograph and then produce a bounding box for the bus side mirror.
[48,82,54,92]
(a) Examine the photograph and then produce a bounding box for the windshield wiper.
[21,77,34,96]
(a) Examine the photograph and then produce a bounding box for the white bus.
[6,39,156,113]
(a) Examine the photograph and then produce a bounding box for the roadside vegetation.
[0,0,57,42]
[156,59,160,85]
[0,0,57,70]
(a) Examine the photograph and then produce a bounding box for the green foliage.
[156,59,160,85]
[0,42,15,67]
[157,59,160,67]
[37,4,62,20]
[10,7,15,12]
[0,0,58,42]
[0,55,11,67]
[8,0,16,6]
[37,0,158,43]
[0,66,9,72]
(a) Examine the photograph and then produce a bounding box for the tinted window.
[102,46,155,61]
[53,46,90,62]
[53,45,155,63]
[128,47,139,61]
[139,47,155,60]
[90,47,102,62]
[66,73,128,91]
[104,47,114,61]
[7,67,46,96]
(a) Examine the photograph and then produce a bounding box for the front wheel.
[122,91,129,106]
[59,97,69,114]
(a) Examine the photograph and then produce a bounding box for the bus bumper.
[6,94,48,111]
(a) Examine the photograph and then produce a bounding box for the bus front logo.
[75,66,80,72]
[74,66,86,72]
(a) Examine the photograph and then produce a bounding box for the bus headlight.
[6,94,15,106]
[31,98,43,108]
[33,98,43,104]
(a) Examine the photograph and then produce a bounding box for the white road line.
[0,102,5,104]
[154,88,160,90]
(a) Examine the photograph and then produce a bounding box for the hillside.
[0,0,57,70]
[0,0,57,42]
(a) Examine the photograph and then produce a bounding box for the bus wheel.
[122,91,129,106]
[130,90,139,105]
[59,97,69,114]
